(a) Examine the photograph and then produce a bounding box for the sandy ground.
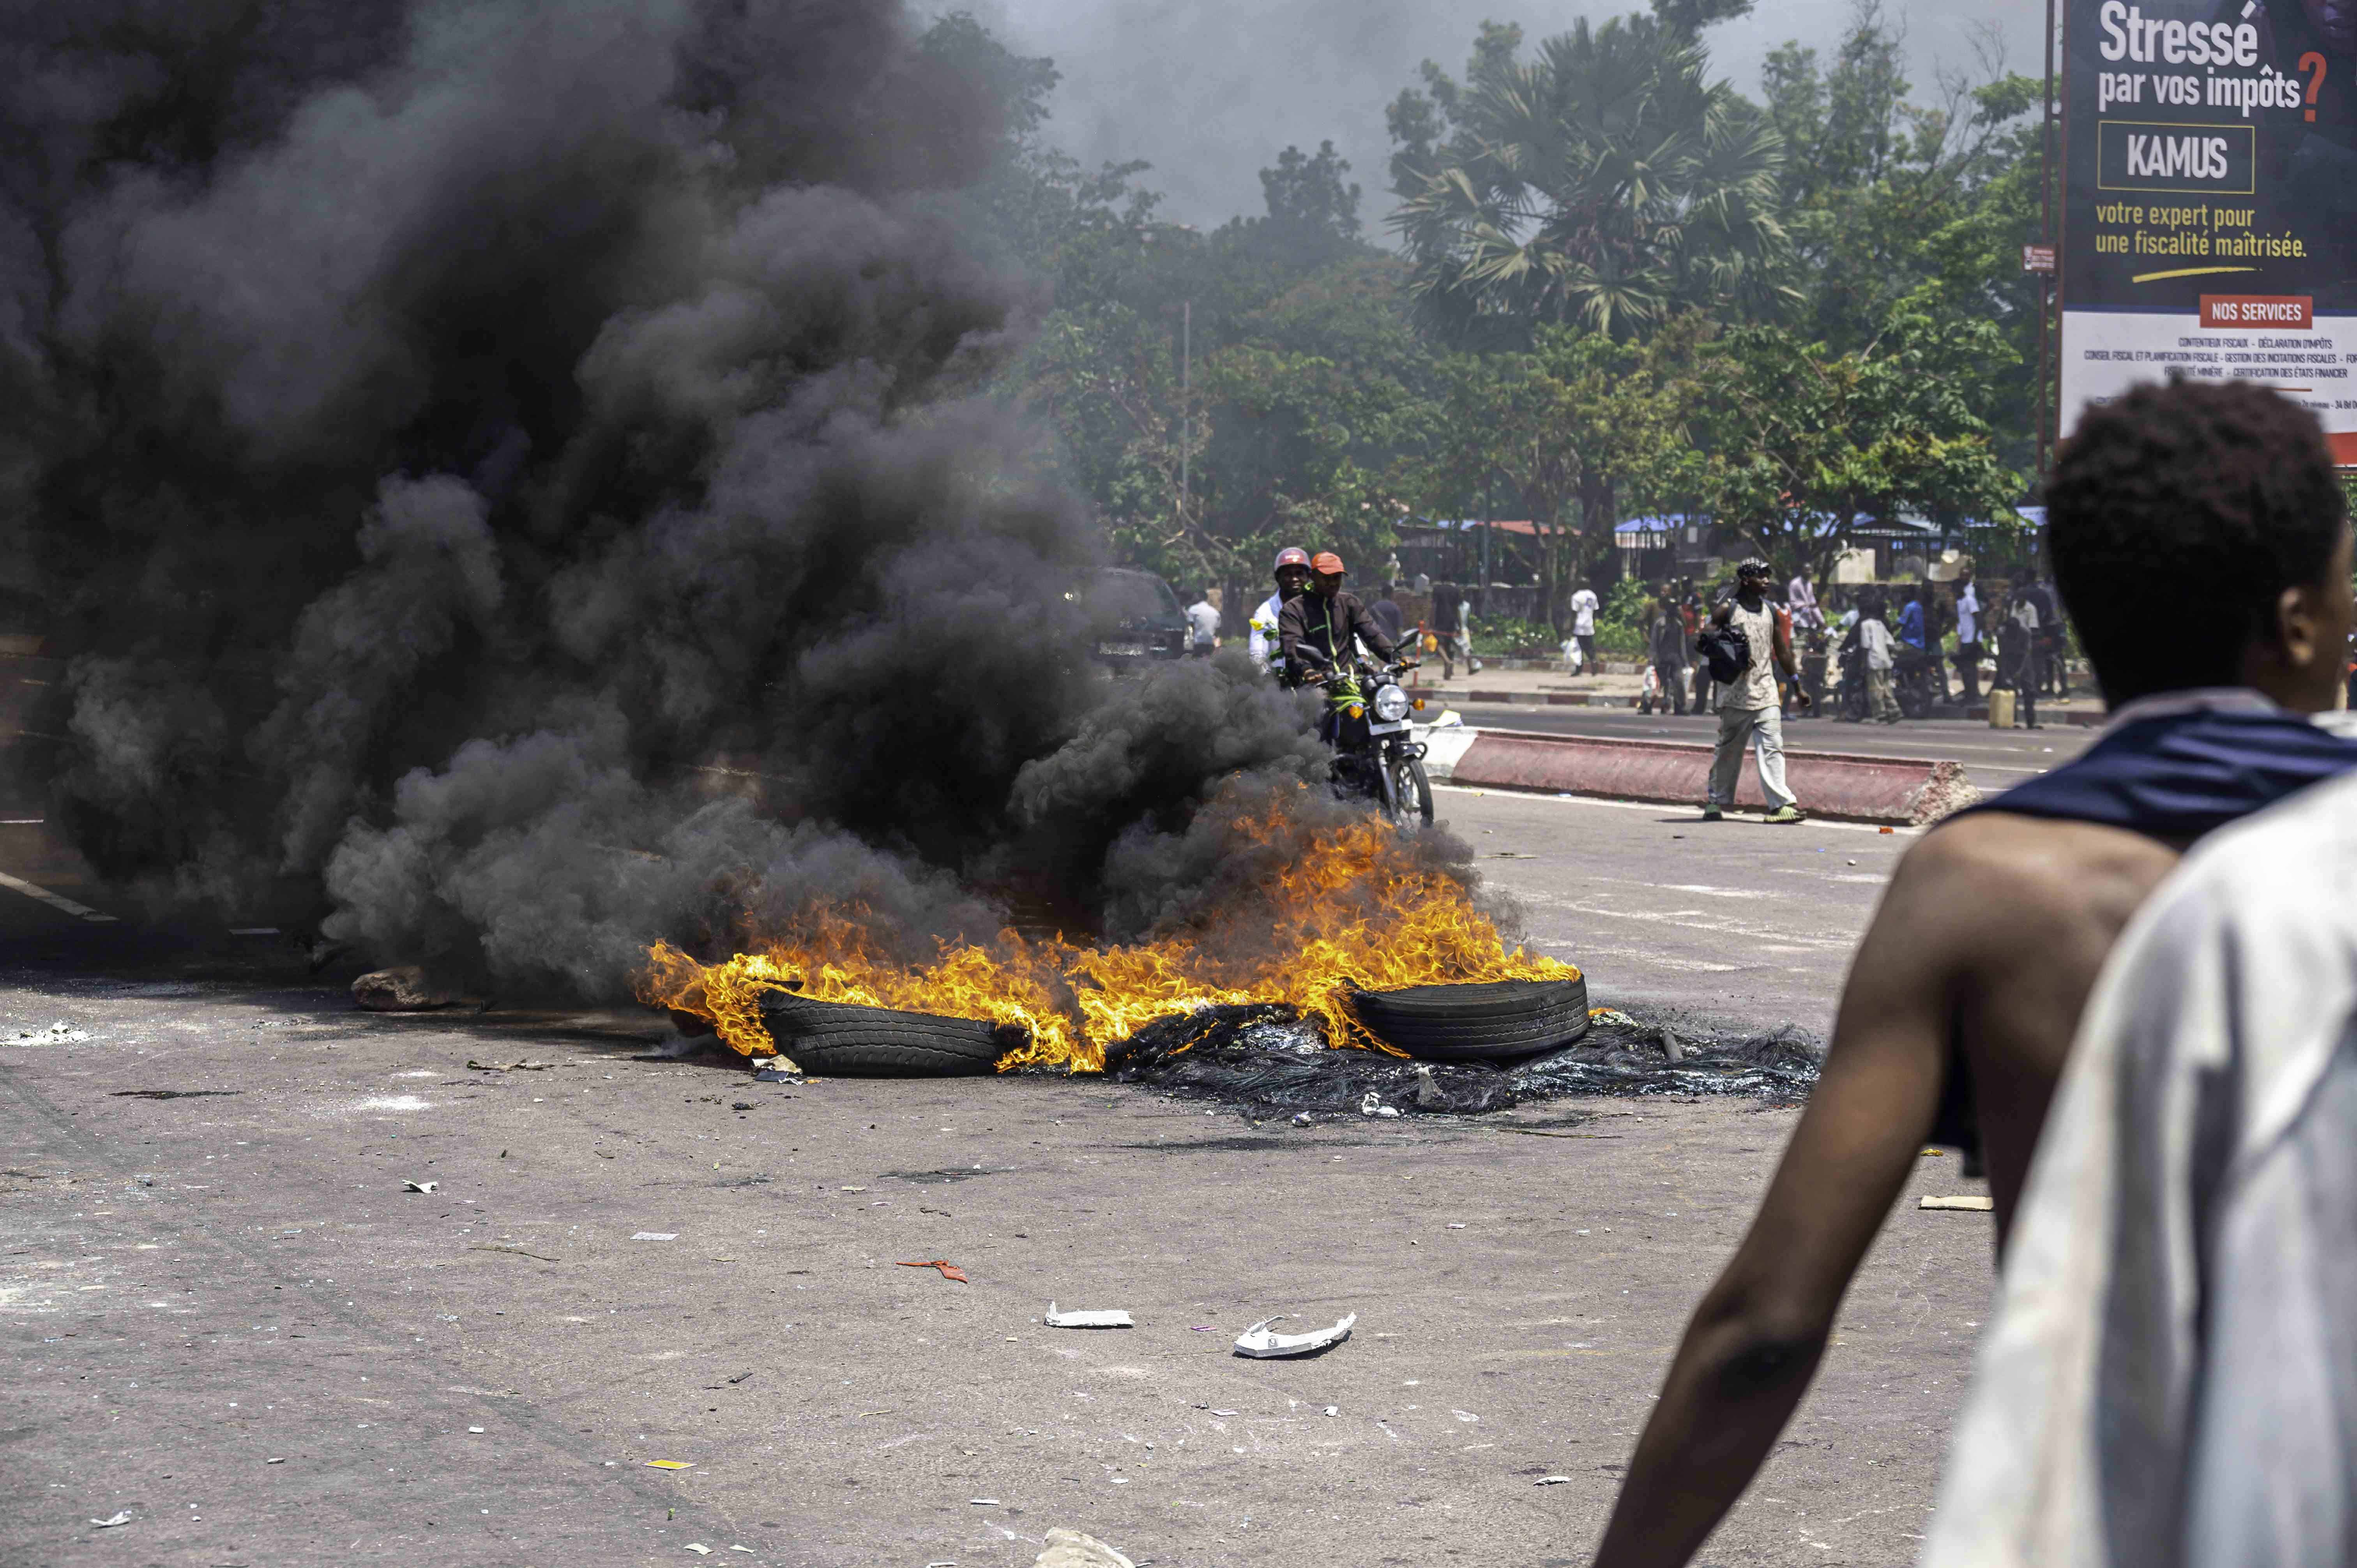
[0,793,2001,1568]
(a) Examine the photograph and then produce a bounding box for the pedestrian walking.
[1951,567,1984,701]
[1859,595,1900,723]
[1701,558,1809,823]
[2034,574,2068,696]
[1645,593,1689,715]
[1184,585,1220,656]
[1428,581,1466,679]
[1369,584,1405,647]
[1568,580,1600,676]
[1997,579,2042,728]
[1786,563,1825,637]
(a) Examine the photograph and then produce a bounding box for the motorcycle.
[1297,647,1434,828]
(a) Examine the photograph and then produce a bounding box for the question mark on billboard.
[2300,51,2327,122]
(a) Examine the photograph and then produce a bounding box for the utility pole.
[2039,0,2057,487]
[1179,300,1191,528]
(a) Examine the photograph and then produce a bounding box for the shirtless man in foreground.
[1588,381,2357,1566]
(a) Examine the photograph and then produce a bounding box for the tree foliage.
[1387,16,1788,343]
[936,0,2051,625]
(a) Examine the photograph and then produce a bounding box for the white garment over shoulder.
[1921,768,2357,1568]
[1247,592,1286,672]
[1857,616,1894,672]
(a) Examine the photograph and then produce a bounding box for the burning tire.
[758,992,1018,1077]
[1348,976,1590,1062]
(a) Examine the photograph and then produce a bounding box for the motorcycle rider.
[1247,547,1313,676]
[1279,551,1402,687]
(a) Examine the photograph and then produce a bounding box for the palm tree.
[1391,15,1789,344]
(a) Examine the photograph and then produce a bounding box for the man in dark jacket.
[1646,594,1690,715]
[1279,551,1399,685]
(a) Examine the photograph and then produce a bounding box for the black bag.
[1696,620,1752,685]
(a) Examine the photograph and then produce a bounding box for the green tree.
[1417,325,1685,626]
[1387,14,1789,343]
[1686,307,2027,579]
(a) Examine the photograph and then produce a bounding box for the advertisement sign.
[2062,0,2357,461]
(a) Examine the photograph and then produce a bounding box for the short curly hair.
[2048,381,2347,703]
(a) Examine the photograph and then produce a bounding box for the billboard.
[2062,0,2357,461]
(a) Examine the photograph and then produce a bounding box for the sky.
[955,0,2054,229]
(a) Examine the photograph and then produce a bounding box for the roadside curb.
[1423,726,1980,826]
[1409,687,1638,708]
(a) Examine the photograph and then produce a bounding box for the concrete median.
[1419,724,1981,826]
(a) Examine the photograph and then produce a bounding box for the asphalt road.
[0,795,2000,1568]
[1436,703,2095,795]
[1437,787,1910,1035]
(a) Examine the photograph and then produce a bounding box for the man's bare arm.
[1588,841,1965,1566]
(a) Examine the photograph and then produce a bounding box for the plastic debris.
[265,1457,284,1464]
[645,1460,694,1470]
[968,1497,1002,1505]
[1445,1222,1466,1229]
[466,1059,553,1072]
[1233,1312,1356,1358]
[403,1180,437,1194]
[753,1057,804,1082]
[1359,1091,1400,1118]
[7,1020,89,1044]
[633,1231,678,1241]
[1210,1409,1237,1416]
[466,1426,484,1434]
[1033,1528,1136,1568]
[1921,1195,1994,1211]
[686,1545,711,1556]
[1044,1302,1134,1329]
[1534,1474,1571,1486]
[90,1511,131,1527]
[1290,1111,1313,1126]
[898,1259,969,1282]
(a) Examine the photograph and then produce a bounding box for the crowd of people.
[1634,566,2071,726]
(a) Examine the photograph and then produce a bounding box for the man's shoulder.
[1906,810,2182,923]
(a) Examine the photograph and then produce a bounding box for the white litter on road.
[633,1232,679,1241]
[1044,1302,1134,1329]
[1920,1195,1993,1211]
[1233,1312,1356,1359]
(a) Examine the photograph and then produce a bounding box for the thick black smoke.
[0,0,1402,997]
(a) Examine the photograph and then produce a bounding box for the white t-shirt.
[1955,584,1980,643]
[1858,617,1895,672]
[1186,600,1219,647]
[1569,588,1599,636]
[1247,593,1286,670]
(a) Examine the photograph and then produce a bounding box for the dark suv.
[1085,568,1191,665]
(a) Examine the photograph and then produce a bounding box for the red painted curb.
[1448,728,1981,826]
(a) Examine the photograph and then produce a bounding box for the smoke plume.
[2,0,1454,999]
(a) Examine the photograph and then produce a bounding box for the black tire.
[1382,755,1435,828]
[758,991,1017,1077]
[1348,976,1590,1062]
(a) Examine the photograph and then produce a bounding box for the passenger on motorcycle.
[1248,547,1314,676]
[1278,551,1401,687]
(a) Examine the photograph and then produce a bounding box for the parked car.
[1084,568,1190,666]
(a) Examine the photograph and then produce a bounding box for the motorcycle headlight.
[1372,683,1410,723]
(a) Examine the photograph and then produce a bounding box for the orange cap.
[1310,551,1345,576]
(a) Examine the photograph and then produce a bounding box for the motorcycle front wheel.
[1380,754,1435,829]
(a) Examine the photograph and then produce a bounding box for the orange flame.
[640,797,1577,1072]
